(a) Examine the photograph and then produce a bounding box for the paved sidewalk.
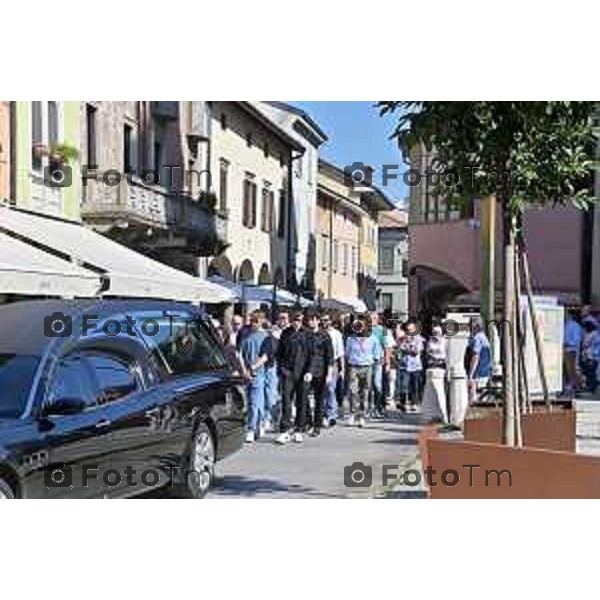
[209,412,423,499]
[576,396,600,455]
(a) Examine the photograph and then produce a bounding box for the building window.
[219,159,229,212]
[269,190,276,233]
[261,186,272,232]
[379,247,395,274]
[351,246,358,275]
[123,124,133,173]
[294,156,303,178]
[342,243,349,276]
[153,141,162,176]
[31,101,43,171]
[220,113,227,130]
[243,175,257,228]
[47,102,58,148]
[279,152,285,167]
[321,235,329,270]
[277,189,286,238]
[333,240,339,273]
[86,103,97,169]
[381,293,393,312]
[402,258,409,278]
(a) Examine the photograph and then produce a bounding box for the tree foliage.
[378,101,598,216]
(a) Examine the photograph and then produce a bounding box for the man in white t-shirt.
[321,312,345,426]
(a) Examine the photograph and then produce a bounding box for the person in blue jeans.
[239,310,270,443]
[262,319,279,432]
[465,317,492,404]
[321,312,345,427]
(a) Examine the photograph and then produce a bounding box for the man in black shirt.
[301,308,334,438]
[275,311,306,444]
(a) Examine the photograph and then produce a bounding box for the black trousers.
[407,371,422,405]
[301,375,327,431]
[280,371,304,433]
[582,359,598,393]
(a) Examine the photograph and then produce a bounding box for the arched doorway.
[258,263,272,285]
[208,255,233,280]
[237,259,255,284]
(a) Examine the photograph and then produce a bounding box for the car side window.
[86,352,140,404]
[138,316,228,376]
[46,354,98,409]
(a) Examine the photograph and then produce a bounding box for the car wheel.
[188,423,216,499]
[0,477,15,499]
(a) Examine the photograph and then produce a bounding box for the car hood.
[0,417,25,435]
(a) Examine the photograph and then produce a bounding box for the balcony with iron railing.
[81,171,228,254]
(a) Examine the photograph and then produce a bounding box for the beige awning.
[0,206,235,303]
[0,231,102,297]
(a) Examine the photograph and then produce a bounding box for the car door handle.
[95,419,112,429]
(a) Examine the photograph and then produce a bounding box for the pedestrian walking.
[465,316,492,404]
[219,325,247,378]
[300,309,334,437]
[345,314,382,427]
[426,325,447,370]
[321,312,345,427]
[403,323,425,412]
[262,319,279,433]
[273,310,290,340]
[275,311,306,444]
[394,325,409,409]
[239,310,270,443]
[369,312,395,417]
[563,309,583,397]
[581,319,599,394]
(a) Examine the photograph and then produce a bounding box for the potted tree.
[381,101,599,498]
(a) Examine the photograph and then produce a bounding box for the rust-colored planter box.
[463,407,576,452]
[421,437,600,498]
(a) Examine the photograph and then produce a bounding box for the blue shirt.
[240,329,269,377]
[468,331,491,379]
[345,334,382,367]
[564,318,583,353]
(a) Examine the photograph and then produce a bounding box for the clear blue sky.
[291,101,408,206]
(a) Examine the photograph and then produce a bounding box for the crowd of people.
[213,302,600,438]
[215,308,494,444]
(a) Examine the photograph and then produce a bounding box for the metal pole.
[480,196,497,363]
[520,244,550,407]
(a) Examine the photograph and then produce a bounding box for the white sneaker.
[258,423,267,438]
[322,417,329,428]
[263,420,274,433]
[292,432,303,443]
[245,431,255,443]
[347,414,355,426]
[358,417,366,428]
[275,432,291,445]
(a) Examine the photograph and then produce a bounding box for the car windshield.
[0,354,40,419]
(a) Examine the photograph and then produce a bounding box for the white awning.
[0,231,103,297]
[241,284,313,307]
[0,207,235,304]
[321,297,368,313]
[206,277,313,307]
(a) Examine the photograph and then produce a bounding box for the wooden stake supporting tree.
[379,101,597,445]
